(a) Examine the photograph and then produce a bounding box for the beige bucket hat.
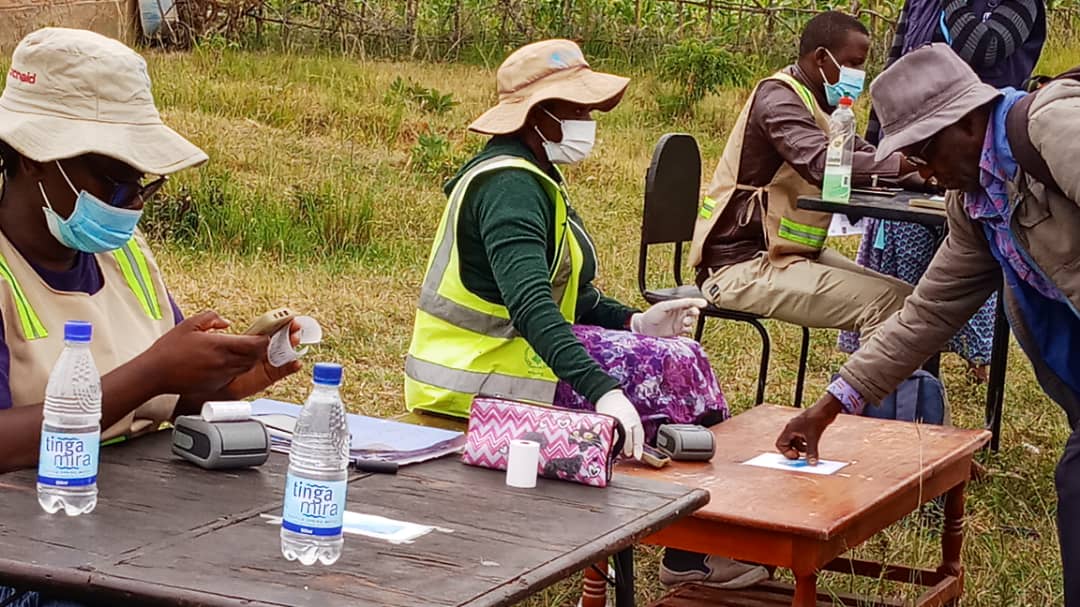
[871,43,1002,161]
[0,28,207,175]
[469,39,630,135]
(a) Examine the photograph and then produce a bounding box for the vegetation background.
[116,1,1080,603]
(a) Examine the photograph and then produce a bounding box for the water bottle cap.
[839,96,853,107]
[63,321,92,343]
[313,362,343,386]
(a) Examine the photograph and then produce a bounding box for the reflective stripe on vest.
[699,196,717,220]
[0,255,46,340]
[0,239,164,340]
[404,355,556,404]
[113,241,163,320]
[406,155,582,415]
[778,217,827,248]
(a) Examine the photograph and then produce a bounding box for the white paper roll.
[201,401,252,422]
[505,439,540,488]
[268,315,323,368]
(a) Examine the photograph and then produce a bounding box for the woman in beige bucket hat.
[405,39,766,588]
[0,30,302,497]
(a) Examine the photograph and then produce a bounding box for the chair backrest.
[638,133,702,294]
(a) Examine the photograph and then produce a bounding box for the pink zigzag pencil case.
[462,396,625,488]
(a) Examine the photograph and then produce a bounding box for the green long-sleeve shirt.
[446,136,636,404]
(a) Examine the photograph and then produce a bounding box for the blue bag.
[862,370,948,425]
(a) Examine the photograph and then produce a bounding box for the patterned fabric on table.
[0,588,83,607]
[554,324,729,443]
[837,219,997,365]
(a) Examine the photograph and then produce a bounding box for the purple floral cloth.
[554,325,729,443]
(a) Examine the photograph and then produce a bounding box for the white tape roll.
[505,439,540,489]
[201,401,252,422]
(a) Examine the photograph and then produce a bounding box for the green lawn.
[133,36,1080,605]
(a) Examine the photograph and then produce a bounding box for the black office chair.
[637,133,811,407]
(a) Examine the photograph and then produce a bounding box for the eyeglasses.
[906,138,935,168]
[58,160,168,208]
[104,175,167,208]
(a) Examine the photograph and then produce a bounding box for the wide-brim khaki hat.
[0,28,207,175]
[469,39,629,135]
[871,43,1002,161]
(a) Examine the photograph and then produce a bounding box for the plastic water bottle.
[281,363,350,566]
[37,321,101,516]
[822,95,856,203]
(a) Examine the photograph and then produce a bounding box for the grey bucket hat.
[870,44,1003,161]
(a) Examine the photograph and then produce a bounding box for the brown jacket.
[841,79,1080,416]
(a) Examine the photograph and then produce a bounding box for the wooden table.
[626,405,990,607]
[798,193,1010,452]
[0,430,708,607]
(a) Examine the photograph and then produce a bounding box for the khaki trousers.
[700,249,913,341]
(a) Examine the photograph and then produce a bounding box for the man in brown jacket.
[691,12,917,340]
[776,44,1080,604]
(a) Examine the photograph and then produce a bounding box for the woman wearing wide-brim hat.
[404,39,766,588]
[0,28,302,518]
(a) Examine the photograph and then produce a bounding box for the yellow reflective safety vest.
[0,230,178,440]
[405,155,584,418]
[689,71,833,269]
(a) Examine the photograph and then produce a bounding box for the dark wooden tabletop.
[0,431,708,607]
[797,190,947,227]
[625,405,989,541]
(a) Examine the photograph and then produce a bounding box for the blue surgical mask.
[39,162,143,253]
[820,49,866,106]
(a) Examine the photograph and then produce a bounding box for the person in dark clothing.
[845,0,1046,377]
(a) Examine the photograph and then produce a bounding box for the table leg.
[939,482,967,578]
[792,572,818,607]
[581,560,609,607]
[985,290,1009,452]
[614,547,636,607]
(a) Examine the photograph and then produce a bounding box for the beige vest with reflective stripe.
[690,72,833,269]
[405,155,583,418]
[0,230,178,440]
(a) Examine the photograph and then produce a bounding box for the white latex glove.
[596,389,644,460]
[630,298,708,338]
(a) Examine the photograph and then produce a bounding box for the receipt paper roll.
[201,401,252,422]
[505,439,540,488]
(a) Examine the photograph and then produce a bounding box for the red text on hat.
[9,68,35,85]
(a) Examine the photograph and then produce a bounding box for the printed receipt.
[268,316,323,368]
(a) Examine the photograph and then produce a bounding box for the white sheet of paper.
[827,213,865,237]
[262,512,435,544]
[742,452,849,475]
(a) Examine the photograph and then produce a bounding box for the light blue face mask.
[820,49,866,106]
[39,162,143,254]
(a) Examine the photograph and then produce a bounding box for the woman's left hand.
[630,298,707,338]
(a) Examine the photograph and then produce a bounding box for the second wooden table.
[627,405,990,607]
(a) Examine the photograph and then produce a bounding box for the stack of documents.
[250,399,466,465]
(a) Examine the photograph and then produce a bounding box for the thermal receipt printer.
[172,415,271,469]
[656,424,716,461]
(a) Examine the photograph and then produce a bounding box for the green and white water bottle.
[822,95,855,203]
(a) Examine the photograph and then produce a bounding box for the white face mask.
[535,108,596,164]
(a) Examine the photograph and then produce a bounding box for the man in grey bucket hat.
[777,43,1080,602]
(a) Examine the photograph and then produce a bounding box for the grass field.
[136,32,1080,606]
